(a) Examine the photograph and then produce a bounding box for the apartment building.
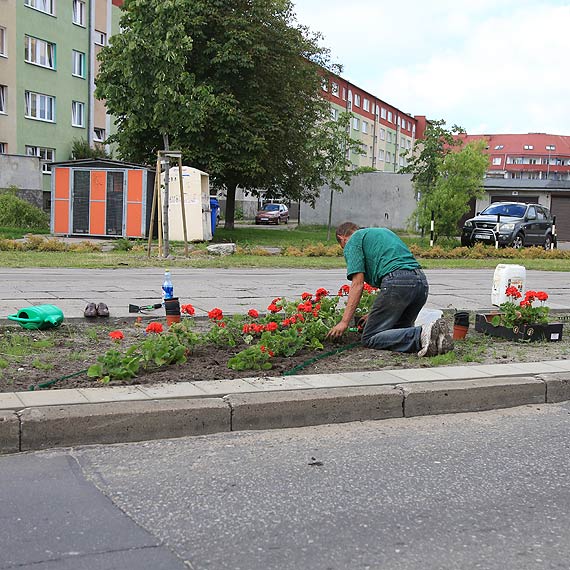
[0,0,121,195]
[321,73,422,172]
[459,133,570,182]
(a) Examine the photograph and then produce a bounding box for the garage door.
[550,195,570,241]
[490,195,539,204]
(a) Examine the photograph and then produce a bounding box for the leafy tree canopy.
[96,0,357,228]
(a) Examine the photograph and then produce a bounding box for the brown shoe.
[84,303,97,318]
[96,302,110,317]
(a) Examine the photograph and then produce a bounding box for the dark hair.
[335,222,360,241]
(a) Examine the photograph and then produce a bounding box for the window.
[25,91,55,122]
[363,98,370,112]
[354,94,361,107]
[26,145,55,173]
[406,139,411,150]
[352,117,360,130]
[494,145,504,150]
[401,119,406,130]
[321,78,328,92]
[492,157,502,165]
[387,111,393,123]
[72,50,85,77]
[387,132,392,143]
[330,108,338,120]
[362,121,368,134]
[546,145,556,151]
[25,36,56,69]
[378,149,384,161]
[0,85,6,114]
[523,145,534,150]
[0,143,6,153]
[94,31,107,46]
[73,0,86,26]
[386,151,391,163]
[379,128,385,140]
[94,127,106,142]
[24,0,55,15]
[380,107,387,120]
[72,101,85,127]
[342,88,346,100]
[397,116,401,126]
[0,27,6,57]
[331,82,339,97]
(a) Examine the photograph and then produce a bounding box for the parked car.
[254,203,289,225]
[461,202,555,249]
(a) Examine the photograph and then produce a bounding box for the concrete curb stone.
[225,386,403,431]
[19,398,230,452]
[538,372,570,403]
[401,376,545,417]
[0,411,20,454]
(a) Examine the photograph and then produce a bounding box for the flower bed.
[474,313,563,342]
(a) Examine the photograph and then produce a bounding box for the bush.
[0,189,49,231]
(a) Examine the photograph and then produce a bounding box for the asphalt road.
[3,404,570,569]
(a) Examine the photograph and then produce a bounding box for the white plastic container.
[491,264,526,306]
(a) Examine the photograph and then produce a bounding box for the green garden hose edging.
[283,342,360,376]
[28,369,88,391]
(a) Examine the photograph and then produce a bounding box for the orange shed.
[50,159,156,238]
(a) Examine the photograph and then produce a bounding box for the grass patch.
[427,351,458,366]
[0,332,54,359]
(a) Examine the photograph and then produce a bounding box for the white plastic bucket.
[491,264,526,306]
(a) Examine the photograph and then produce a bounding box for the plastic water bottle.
[162,269,174,301]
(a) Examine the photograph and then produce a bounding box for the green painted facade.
[17,1,90,191]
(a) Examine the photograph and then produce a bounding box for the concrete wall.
[300,172,416,229]
[0,153,43,207]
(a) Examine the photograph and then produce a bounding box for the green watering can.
[7,304,64,330]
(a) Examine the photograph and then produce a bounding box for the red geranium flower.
[109,330,124,341]
[505,286,522,299]
[297,301,313,312]
[267,303,281,313]
[252,323,265,334]
[208,307,224,320]
[338,284,350,296]
[242,324,252,334]
[301,292,312,300]
[536,291,549,302]
[272,297,282,304]
[519,299,531,308]
[265,321,278,332]
[363,283,378,293]
[181,304,195,316]
[248,309,259,318]
[146,322,163,334]
[315,287,329,299]
[217,321,226,328]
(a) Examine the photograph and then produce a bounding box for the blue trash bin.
[209,197,220,236]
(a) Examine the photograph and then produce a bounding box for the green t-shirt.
[343,228,420,286]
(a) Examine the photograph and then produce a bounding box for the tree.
[414,140,489,239]
[95,0,357,230]
[401,119,481,239]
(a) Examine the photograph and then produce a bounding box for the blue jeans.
[361,269,428,353]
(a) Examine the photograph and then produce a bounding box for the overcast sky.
[293,0,570,136]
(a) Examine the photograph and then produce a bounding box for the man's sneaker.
[418,319,441,357]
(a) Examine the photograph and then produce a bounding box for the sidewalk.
[1,268,570,454]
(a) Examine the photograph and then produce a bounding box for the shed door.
[106,171,124,235]
[72,171,90,234]
[550,195,570,241]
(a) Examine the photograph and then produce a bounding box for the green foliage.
[112,238,134,251]
[227,345,272,371]
[70,138,111,160]
[0,188,49,231]
[95,0,355,228]
[87,349,140,384]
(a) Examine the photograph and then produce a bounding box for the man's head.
[335,222,359,248]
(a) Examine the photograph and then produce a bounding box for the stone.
[207,243,236,256]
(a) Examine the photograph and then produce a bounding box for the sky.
[292,0,570,136]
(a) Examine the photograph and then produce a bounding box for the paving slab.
[540,360,570,372]
[17,388,90,408]
[285,373,362,389]
[380,368,451,383]
[78,386,150,403]
[241,375,317,391]
[425,366,493,380]
[137,382,209,399]
[503,361,570,375]
[193,378,264,396]
[0,393,25,411]
[463,363,540,377]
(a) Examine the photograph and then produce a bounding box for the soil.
[1,316,570,393]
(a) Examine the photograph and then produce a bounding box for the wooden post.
[156,156,163,257]
[147,156,161,258]
[177,156,189,256]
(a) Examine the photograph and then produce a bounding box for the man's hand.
[327,321,349,339]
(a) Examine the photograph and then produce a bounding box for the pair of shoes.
[417,317,454,357]
[84,302,109,318]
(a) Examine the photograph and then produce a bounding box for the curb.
[2,372,570,455]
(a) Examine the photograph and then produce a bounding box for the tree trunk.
[224,181,237,230]
[162,133,170,258]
